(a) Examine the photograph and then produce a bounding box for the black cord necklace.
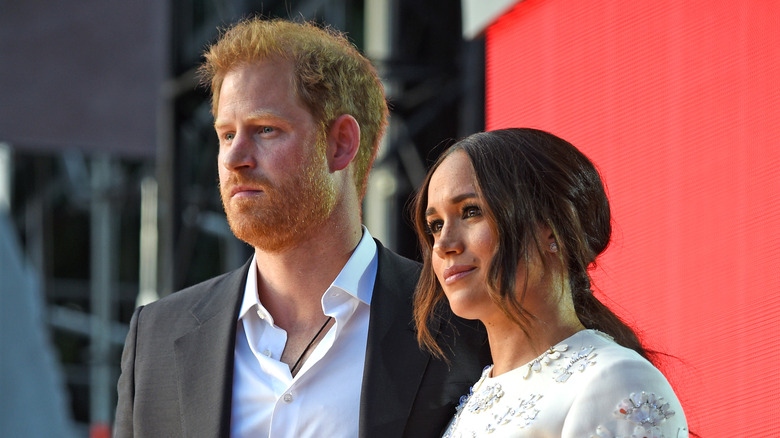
[290,316,333,376]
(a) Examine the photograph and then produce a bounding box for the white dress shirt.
[231,228,378,438]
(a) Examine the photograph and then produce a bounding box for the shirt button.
[283,393,293,403]
[262,349,271,357]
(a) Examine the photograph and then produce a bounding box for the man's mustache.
[220,174,274,192]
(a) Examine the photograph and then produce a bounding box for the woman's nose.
[433,224,463,258]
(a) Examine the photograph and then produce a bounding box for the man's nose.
[221,132,257,171]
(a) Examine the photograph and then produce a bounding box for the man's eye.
[224,133,235,141]
[260,126,274,134]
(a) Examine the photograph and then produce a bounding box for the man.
[114,18,489,438]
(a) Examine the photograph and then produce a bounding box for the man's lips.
[442,265,475,285]
[229,185,265,198]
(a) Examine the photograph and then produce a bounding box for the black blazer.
[114,241,490,437]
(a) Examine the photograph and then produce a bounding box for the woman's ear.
[327,114,360,172]
[540,225,558,254]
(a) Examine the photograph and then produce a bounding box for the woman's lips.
[442,265,475,285]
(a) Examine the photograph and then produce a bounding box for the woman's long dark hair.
[412,128,648,361]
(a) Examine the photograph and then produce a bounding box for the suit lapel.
[360,243,435,438]
[167,247,433,437]
[174,259,250,438]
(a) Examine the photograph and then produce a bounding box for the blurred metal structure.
[1,1,168,434]
[1,0,485,434]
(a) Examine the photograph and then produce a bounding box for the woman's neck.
[485,314,585,377]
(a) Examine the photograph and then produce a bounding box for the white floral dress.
[443,330,688,438]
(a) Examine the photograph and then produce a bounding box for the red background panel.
[486,1,780,436]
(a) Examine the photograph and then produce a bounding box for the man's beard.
[220,138,337,252]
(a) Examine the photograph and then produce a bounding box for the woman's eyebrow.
[425,192,478,217]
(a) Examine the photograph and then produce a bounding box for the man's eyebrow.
[214,110,281,129]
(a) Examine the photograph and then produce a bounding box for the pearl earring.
[549,242,558,253]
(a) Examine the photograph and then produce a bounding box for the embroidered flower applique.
[592,392,679,438]
[615,392,676,427]
[487,393,543,433]
[453,366,489,414]
[445,374,506,438]
[451,367,506,416]
[467,382,505,413]
[552,345,597,382]
[523,344,568,379]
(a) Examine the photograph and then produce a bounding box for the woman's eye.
[463,206,481,218]
[427,220,443,234]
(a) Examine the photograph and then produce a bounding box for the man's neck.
[252,221,363,331]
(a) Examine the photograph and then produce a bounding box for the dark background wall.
[0,0,167,158]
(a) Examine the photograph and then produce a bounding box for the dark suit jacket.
[114,241,490,437]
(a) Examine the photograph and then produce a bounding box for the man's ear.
[327,114,360,172]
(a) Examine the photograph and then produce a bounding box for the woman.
[413,128,688,437]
